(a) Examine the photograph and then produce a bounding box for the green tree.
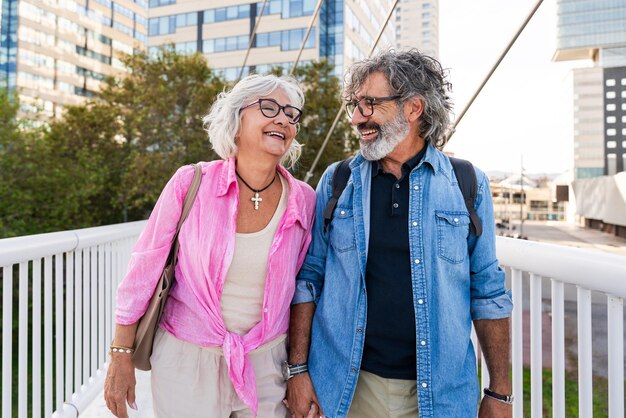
[98,48,226,219]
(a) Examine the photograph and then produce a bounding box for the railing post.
[551,279,565,418]
[18,262,29,417]
[55,253,65,410]
[44,256,53,418]
[577,287,592,418]
[530,273,543,417]
[2,266,13,418]
[33,258,42,418]
[607,295,624,417]
[511,268,523,418]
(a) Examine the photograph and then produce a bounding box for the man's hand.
[286,373,324,418]
[104,354,137,418]
[478,395,512,418]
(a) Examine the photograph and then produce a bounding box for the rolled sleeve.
[293,164,336,306]
[468,171,513,321]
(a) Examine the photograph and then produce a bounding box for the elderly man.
[285,49,513,418]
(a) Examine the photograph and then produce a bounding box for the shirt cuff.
[470,290,513,320]
[292,280,317,304]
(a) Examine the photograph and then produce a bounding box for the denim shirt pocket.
[329,207,356,253]
[435,211,470,264]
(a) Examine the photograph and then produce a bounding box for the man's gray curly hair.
[343,49,453,149]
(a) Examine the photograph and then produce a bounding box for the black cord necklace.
[235,170,277,210]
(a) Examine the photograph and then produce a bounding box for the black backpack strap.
[449,157,483,237]
[323,157,353,233]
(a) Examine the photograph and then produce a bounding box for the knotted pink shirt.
[115,158,316,416]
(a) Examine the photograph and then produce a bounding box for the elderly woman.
[104,74,316,418]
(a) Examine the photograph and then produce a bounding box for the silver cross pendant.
[251,193,262,210]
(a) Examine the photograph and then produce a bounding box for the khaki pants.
[150,328,289,418]
[347,370,418,418]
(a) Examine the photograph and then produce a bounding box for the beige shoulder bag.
[132,163,203,370]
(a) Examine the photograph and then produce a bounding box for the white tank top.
[221,174,289,335]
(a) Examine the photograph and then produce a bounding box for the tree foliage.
[0,52,357,237]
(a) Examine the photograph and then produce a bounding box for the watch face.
[281,361,290,381]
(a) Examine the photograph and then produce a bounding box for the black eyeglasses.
[345,95,401,118]
[240,98,303,125]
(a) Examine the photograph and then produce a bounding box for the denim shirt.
[293,144,513,418]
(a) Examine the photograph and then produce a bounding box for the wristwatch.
[282,361,308,381]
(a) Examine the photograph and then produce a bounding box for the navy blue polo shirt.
[361,146,427,380]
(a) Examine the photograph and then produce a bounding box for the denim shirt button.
[420,340,426,346]
[417,299,424,304]
[414,259,420,264]
[421,383,428,388]
[412,221,417,226]
[357,328,363,333]
[340,210,346,215]
[351,367,356,372]
[414,185,419,191]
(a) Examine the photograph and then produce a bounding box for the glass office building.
[554,0,626,177]
[0,0,148,118]
[147,0,396,80]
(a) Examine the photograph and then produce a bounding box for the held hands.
[285,373,325,418]
[478,395,512,418]
[104,353,137,418]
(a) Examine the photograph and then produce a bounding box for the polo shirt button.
[393,203,399,209]
[422,383,428,388]
[418,299,424,304]
[412,221,417,226]
[414,259,420,264]
[395,184,400,188]
[421,340,426,346]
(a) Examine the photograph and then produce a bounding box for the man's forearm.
[289,302,316,364]
[474,318,511,393]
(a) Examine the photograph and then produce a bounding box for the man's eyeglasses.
[345,95,401,118]
[240,98,303,125]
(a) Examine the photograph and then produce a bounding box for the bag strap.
[323,157,353,233]
[169,164,203,264]
[449,157,483,237]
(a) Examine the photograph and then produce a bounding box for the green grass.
[521,367,614,418]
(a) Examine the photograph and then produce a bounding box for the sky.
[438,0,589,174]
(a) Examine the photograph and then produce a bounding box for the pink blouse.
[115,158,316,416]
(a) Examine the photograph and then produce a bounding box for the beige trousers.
[150,328,289,418]
[347,370,419,418]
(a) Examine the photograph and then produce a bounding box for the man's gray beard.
[360,110,410,161]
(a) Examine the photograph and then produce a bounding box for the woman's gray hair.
[203,74,305,168]
[344,49,453,149]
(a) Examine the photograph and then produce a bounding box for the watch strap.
[288,362,308,377]
[483,388,514,404]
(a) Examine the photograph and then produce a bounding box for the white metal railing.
[1,226,625,418]
[496,237,626,418]
[0,221,145,418]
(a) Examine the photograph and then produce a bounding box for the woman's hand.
[104,353,137,418]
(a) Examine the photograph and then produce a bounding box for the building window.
[149,0,175,7]
[607,128,616,136]
[622,78,626,85]
[622,91,626,98]
[623,128,626,136]
[607,104,616,111]
[607,154,617,175]
[607,116,616,123]
[622,116,626,123]
[606,79,616,86]
[422,2,431,9]
[606,91,616,99]
[623,141,626,148]
[607,140,617,148]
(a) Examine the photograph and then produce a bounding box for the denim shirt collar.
[351,141,448,178]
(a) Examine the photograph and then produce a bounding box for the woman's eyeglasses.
[345,95,400,118]
[240,98,303,125]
